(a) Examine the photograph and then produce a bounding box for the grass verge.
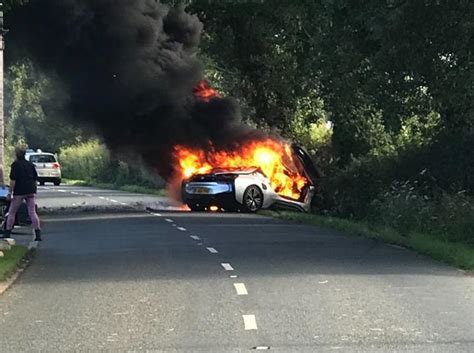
[262,211,474,271]
[63,179,167,196]
[0,245,28,281]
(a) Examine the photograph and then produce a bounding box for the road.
[0,186,473,352]
[37,184,182,212]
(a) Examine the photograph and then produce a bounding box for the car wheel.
[54,179,61,186]
[187,202,205,212]
[242,185,264,212]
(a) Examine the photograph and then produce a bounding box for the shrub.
[59,140,164,188]
[314,127,474,246]
[369,181,474,245]
[59,140,110,182]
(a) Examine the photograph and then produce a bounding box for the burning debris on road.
[10,0,316,209]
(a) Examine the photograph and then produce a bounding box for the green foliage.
[2,0,28,13]
[396,112,441,149]
[192,0,472,162]
[323,133,474,247]
[59,140,164,189]
[191,1,324,133]
[5,61,87,152]
[59,140,110,182]
[369,182,474,245]
[0,245,28,281]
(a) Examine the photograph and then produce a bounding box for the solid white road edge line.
[221,263,234,271]
[234,283,248,295]
[243,315,258,330]
[206,247,218,254]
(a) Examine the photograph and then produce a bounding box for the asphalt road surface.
[36,185,181,211]
[0,186,473,352]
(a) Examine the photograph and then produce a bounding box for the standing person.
[2,146,42,241]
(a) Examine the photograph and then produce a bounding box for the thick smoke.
[9,0,261,179]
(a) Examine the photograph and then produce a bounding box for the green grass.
[63,179,167,196]
[262,211,474,270]
[0,245,28,281]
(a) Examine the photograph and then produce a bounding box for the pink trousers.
[6,194,41,231]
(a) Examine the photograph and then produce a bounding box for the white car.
[26,151,62,186]
[182,145,319,213]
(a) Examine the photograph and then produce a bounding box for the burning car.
[179,142,318,212]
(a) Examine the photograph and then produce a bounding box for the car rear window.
[29,154,57,163]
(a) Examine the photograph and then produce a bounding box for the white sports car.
[182,145,318,212]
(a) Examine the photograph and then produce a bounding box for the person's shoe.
[1,229,11,239]
[34,229,42,241]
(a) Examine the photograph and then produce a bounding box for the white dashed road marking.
[243,315,258,330]
[229,275,238,279]
[221,263,234,271]
[120,202,128,206]
[176,227,187,231]
[58,190,66,193]
[110,199,119,203]
[234,283,248,295]
[165,218,174,223]
[206,247,218,254]
[99,196,106,200]
[152,213,162,217]
[190,235,200,241]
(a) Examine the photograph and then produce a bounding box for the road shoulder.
[0,244,35,295]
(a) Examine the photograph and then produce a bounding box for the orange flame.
[174,139,308,200]
[193,80,221,102]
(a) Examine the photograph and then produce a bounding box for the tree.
[190,1,323,134]
[2,0,28,13]
[190,0,472,164]
[5,60,88,152]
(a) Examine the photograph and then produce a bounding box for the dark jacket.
[10,159,38,196]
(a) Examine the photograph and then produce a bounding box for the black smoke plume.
[9,0,261,179]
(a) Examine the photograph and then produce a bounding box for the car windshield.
[29,154,56,163]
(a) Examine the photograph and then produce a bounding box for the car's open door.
[291,143,320,186]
